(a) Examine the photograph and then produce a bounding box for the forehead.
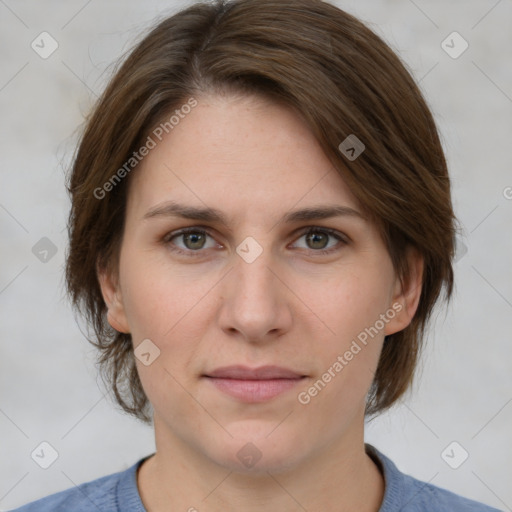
[128,94,360,218]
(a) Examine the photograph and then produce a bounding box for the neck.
[137,417,384,512]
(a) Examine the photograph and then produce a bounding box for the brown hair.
[66,0,457,423]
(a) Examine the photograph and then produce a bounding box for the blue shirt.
[10,444,502,511]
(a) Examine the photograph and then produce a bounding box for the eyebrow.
[142,200,366,225]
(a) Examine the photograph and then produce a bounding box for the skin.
[99,94,423,512]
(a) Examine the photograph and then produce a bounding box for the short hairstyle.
[65,0,457,423]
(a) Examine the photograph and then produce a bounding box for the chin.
[205,424,309,475]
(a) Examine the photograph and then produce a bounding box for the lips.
[205,365,305,380]
[203,365,307,403]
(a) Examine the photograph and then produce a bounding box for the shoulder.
[397,473,502,511]
[366,444,503,512]
[8,458,148,512]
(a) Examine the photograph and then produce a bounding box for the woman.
[12,0,502,510]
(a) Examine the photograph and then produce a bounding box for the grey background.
[1,0,511,510]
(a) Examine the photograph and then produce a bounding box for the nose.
[217,247,293,344]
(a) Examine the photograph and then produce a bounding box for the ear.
[97,263,130,334]
[384,246,424,336]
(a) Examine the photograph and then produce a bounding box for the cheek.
[298,264,392,401]
[118,248,221,373]
[120,272,177,341]
[118,259,208,405]
[310,264,393,345]
[117,245,196,339]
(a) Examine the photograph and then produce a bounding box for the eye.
[163,226,347,257]
[291,227,347,255]
[163,227,219,256]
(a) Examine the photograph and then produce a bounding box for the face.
[100,94,422,473]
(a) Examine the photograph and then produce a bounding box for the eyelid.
[290,226,348,254]
[294,226,349,243]
[162,226,220,247]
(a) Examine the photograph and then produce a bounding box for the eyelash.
[162,226,348,258]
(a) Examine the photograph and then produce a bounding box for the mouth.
[202,365,307,403]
